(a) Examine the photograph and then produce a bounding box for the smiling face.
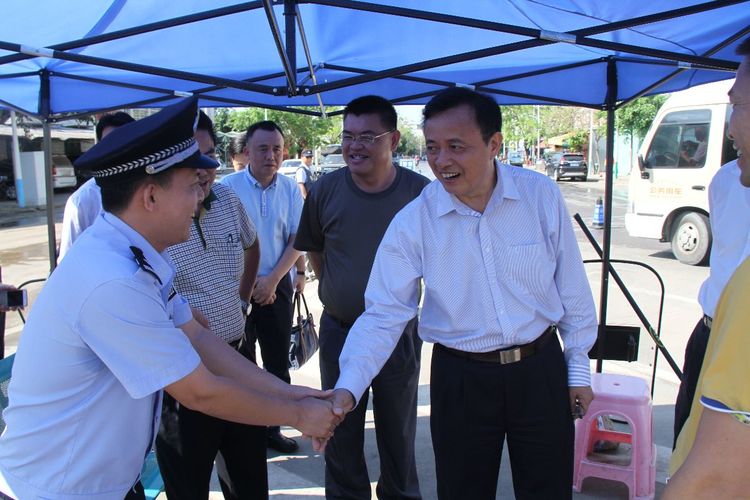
[246,128,284,187]
[729,55,750,187]
[342,113,399,182]
[424,104,502,212]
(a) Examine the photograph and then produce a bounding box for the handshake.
[290,387,356,452]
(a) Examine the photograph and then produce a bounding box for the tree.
[616,94,668,142]
[214,106,342,157]
[568,130,588,153]
[396,118,423,156]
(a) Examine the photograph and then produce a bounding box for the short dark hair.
[737,36,750,56]
[197,110,216,147]
[343,95,397,131]
[229,134,247,156]
[245,121,284,144]
[100,169,175,214]
[422,87,502,143]
[95,112,135,141]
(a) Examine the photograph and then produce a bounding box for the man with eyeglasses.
[295,95,429,499]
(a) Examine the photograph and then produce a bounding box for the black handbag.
[288,291,319,369]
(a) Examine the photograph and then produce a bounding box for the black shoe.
[267,431,298,454]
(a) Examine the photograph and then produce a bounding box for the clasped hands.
[292,387,355,453]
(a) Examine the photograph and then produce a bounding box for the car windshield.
[323,154,344,165]
[281,160,302,168]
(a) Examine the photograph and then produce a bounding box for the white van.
[625,79,738,265]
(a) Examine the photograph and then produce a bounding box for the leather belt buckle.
[703,315,713,329]
[499,348,522,364]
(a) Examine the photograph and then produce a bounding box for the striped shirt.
[337,161,598,402]
[168,183,257,343]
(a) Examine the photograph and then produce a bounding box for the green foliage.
[502,105,593,150]
[615,94,668,141]
[396,118,423,155]
[214,106,342,157]
[568,130,588,152]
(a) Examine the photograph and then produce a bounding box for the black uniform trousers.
[242,275,294,435]
[156,342,269,500]
[319,312,422,500]
[430,332,574,500]
[673,316,712,447]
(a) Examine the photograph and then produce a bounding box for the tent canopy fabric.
[1,0,749,119]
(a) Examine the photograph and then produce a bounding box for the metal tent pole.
[40,70,56,272]
[596,58,617,372]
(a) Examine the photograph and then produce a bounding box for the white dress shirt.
[336,162,597,403]
[58,178,102,262]
[698,160,750,318]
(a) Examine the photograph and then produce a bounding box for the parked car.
[319,154,346,175]
[279,159,303,179]
[545,152,588,181]
[508,151,525,167]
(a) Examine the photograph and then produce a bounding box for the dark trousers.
[430,334,573,500]
[319,312,422,500]
[673,316,711,447]
[243,275,293,384]
[156,344,269,500]
[242,275,294,435]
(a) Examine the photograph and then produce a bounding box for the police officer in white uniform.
[0,97,340,500]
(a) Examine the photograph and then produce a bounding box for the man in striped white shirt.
[329,88,597,499]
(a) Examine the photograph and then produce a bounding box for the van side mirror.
[638,154,650,179]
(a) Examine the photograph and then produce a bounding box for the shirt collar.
[102,212,175,287]
[246,167,277,189]
[201,188,217,211]
[436,159,519,216]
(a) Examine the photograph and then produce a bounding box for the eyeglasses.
[340,130,394,145]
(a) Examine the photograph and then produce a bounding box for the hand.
[308,389,355,452]
[569,386,594,418]
[288,384,331,401]
[294,273,306,293]
[0,283,21,313]
[327,388,356,415]
[251,276,278,305]
[292,397,341,443]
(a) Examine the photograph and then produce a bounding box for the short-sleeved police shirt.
[0,213,200,500]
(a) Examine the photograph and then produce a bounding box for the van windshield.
[645,110,711,169]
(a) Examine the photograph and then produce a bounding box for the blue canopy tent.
[1,0,749,375]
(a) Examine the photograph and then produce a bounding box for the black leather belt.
[703,315,713,329]
[437,326,557,365]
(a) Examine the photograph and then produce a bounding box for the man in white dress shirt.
[327,87,597,499]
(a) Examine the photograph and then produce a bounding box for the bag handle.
[293,291,311,320]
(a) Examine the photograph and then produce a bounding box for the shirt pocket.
[500,242,554,302]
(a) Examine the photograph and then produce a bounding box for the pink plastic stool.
[573,373,656,500]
